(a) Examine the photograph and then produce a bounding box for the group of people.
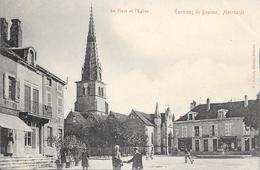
[80,145,143,170]
[79,145,195,170]
[112,145,143,170]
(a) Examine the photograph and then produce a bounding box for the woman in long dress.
[112,145,123,170]
[7,133,14,157]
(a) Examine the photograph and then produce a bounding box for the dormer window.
[27,48,36,66]
[187,112,198,120]
[218,109,228,118]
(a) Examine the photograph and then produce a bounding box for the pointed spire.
[82,4,102,81]
[154,102,161,118]
[87,4,96,42]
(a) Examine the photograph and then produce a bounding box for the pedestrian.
[6,132,14,157]
[184,147,194,164]
[112,145,123,170]
[124,147,143,170]
[82,148,90,170]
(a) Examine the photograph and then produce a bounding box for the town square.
[0,0,260,169]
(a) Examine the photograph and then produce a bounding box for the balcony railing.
[22,99,52,118]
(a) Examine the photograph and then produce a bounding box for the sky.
[1,0,260,119]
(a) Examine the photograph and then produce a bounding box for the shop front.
[0,113,32,157]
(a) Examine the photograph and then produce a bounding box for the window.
[188,114,193,120]
[225,123,232,136]
[47,77,52,87]
[58,129,62,139]
[25,131,32,146]
[8,76,16,101]
[47,127,53,147]
[33,89,39,114]
[57,97,63,115]
[194,126,200,137]
[195,140,200,152]
[218,109,228,118]
[24,85,31,112]
[210,125,218,136]
[98,87,101,96]
[101,88,104,97]
[47,92,52,107]
[182,126,187,137]
[72,115,76,123]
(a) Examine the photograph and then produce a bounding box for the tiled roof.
[109,111,128,122]
[132,110,154,126]
[64,111,87,124]
[91,113,107,123]
[177,100,258,121]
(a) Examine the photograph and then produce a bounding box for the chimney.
[190,100,196,110]
[0,18,8,42]
[9,19,22,47]
[257,92,260,100]
[244,95,248,107]
[206,98,210,110]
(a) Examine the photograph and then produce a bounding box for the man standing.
[124,147,143,170]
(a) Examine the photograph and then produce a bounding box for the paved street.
[66,156,259,170]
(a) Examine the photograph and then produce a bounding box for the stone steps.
[0,156,55,170]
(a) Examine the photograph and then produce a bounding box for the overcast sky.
[1,0,260,119]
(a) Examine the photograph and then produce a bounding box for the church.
[64,6,175,155]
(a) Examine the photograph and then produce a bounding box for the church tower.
[74,6,109,116]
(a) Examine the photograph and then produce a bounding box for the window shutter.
[15,80,20,102]
[192,127,195,137]
[215,124,218,136]
[3,73,9,99]
[199,126,202,137]
[229,124,232,136]
[209,126,212,137]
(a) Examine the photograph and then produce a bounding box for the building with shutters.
[0,18,66,157]
[173,95,259,153]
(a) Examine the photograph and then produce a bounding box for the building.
[0,18,66,157]
[106,103,175,155]
[173,95,259,153]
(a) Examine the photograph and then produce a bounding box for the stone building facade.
[0,18,65,157]
[173,95,259,153]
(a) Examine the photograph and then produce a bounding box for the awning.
[0,113,32,132]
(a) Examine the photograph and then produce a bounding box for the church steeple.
[82,5,102,81]
[75,5,108,115]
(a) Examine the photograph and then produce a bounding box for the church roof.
[109,111,128,122]
[131,110,154,126]
[64,111,87,124]
[177,99,258,121]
